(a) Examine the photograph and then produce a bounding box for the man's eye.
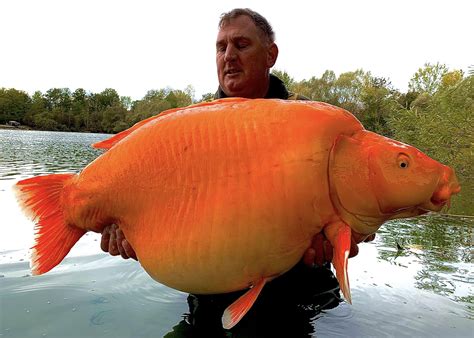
[237,43,248,49]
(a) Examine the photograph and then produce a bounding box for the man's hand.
[302,232,375,267]
[100,224,137,260]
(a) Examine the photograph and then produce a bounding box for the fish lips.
[422,177,461,212]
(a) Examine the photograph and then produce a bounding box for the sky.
[1,0,473,100]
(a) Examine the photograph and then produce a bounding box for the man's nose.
[224,45,237,61]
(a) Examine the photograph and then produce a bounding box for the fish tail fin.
[222,277,267,329]
[14,174,86,275]
[324,222,352,304]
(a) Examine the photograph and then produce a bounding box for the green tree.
[290,70,338,104]
[271,69,295,89]
[359,76,398,135]
[166,89,193,108]
[441,70,464,89]
[333,69,369,114]
[120,96,132,110]
[198,92,215,102]
[130,88,173,124]
[23,91,46,126]
[30,91,47,114]
[72,88,87,110]
[71,88,89,131]
[130,87,194,125]
[408,62,448,95]
[101,105,128,133]
[45,88,72,112]
[0,88,31,124]
[397,91,420,110]
[43,88,73,130]
[33,112,59,130]
[95,88,121,111]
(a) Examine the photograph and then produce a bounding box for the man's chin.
[222,83,246,97]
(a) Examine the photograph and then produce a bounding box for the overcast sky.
[1,0,472,100]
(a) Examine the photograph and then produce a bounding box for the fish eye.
[397,154,410,169]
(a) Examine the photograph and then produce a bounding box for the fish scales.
[89,101,325,293]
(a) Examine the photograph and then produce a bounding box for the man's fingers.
[303,248,316,267]
[312,233,325,267]
[116,228,129,259]
[100,224,137,260]
[100,226,111,253]
[108,225,119,256]
[364,234,376,242]
[323,239,333,263]
[122,240,138,261]
[349,236,359,258]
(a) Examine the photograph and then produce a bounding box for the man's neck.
[215,74,289,100]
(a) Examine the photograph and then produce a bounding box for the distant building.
[7,121,20,127]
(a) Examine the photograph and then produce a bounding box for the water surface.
[0,130,472,337]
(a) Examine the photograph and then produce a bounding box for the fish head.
[329,130,461,235]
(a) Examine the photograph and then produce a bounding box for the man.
[214,8,307,101]
[101,10,373,332]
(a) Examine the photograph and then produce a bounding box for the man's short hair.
[218,8,275,44]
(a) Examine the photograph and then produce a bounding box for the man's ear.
[267,43,278,68]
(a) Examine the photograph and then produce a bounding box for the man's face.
[216,15,278,98]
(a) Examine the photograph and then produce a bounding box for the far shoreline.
[0,125,112,134]
[0,124,32,131]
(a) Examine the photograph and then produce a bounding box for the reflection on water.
[0,129,104,180]
[1,253,188,338]
[1,130,473,337]
[377,216,473,318]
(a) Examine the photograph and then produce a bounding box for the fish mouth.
[419,197,448,212]
[419,180,461,213]
[386,183,461,219]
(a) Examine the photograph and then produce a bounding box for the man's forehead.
[216,33,253,44]
[216,16,262,42]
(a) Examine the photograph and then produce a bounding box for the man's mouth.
[225,69,241,76]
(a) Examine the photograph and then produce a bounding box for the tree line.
[1,62,472,191]
[0,85,198,134]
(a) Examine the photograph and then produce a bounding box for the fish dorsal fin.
[222,277,267,330]
[92,98,247,150]
[92,114,162,150]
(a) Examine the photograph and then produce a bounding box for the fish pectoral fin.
[324,221,352,304]
[222,277,267,330]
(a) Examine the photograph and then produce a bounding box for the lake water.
[0,129,473,337]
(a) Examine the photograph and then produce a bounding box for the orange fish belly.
[64,99,362,294]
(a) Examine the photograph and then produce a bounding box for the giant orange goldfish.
[15,98,460,329]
